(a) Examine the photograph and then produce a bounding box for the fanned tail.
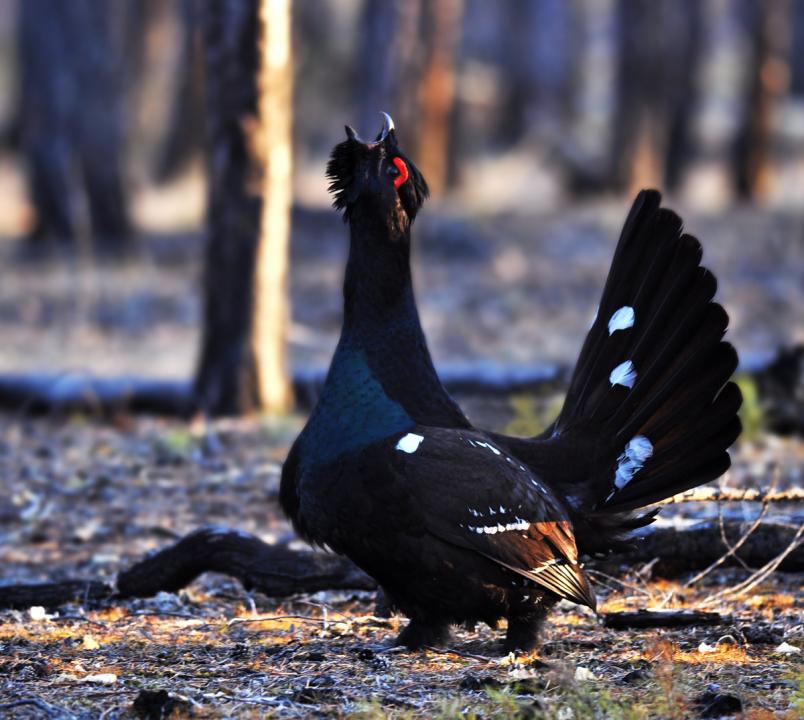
[496,191,742,553]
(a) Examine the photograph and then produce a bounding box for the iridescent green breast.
[298,347,413,468]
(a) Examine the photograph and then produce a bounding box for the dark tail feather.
[513,190,742,550]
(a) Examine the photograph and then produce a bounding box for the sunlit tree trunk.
[254,0,294,412]
[194,0,292,416]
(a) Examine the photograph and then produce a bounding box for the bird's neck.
[327,209,470,429]
[342,208,413,324]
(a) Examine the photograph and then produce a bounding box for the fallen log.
[116,526,376,598]
[659,487,804,504]
[0,366,563,417]
[601,609,724,630]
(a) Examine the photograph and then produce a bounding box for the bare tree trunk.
[356,0,398,136]
[74,0,131,256]
[194,0,261,416]
[18,0,131,255]
[500,0,571,145]
[416,0,463,196]
[610,0,702,194]
[18,0,76,247]
[153,0,205,183]
[733,0,792,199]
[791,0,804,97]
[254,0,294,412]
[194,0,293,416]
[356,0,423,143]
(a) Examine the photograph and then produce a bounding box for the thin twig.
[51,614,109,630]
[227,614,327,627]
[423,645,495,663]
[586,568,651,597]
[700,523,804,605]
[686,471,778,587]
[717,506,752,571]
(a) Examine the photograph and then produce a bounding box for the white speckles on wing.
[395,432,424,453]
[614,435,654,489]
[609,360,637,388]
[608,306,635,335]
[474,441,501,455]
[467,519,530,535]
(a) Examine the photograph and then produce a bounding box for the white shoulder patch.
[608,306,635,335]
[395,432,424,454]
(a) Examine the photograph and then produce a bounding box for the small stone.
[774,641,801,655]
[694,689,742,718]
[620,668,650,683]
[132,689,186,720]
[82,673,117,684]
[28,606,47,621]
[574,666,597,682]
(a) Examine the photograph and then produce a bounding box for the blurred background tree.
[17,0,131,256]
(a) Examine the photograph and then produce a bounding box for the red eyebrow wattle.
[392,157,409,189]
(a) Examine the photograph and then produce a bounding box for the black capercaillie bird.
[280,113,742,652]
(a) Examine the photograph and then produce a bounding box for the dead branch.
[0,580,112,611]
[0,528,374,612]
[601,609,725,630]
[116,526,375,598]
[593,521,803,577]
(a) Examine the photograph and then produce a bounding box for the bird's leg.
[504,595,557,653]
[395,618,451,649]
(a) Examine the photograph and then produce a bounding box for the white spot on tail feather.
[614,435,654,489]
[608,306,635,335]
[395,433,424,453]
[609,360,637,388]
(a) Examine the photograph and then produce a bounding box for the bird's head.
[326,112,429,229]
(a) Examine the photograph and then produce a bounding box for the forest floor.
[0,415,801,719]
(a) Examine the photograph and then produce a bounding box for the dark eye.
[387,164,400,177]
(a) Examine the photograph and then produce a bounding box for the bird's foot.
[395,619,451,650]
[503,615,546,654]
